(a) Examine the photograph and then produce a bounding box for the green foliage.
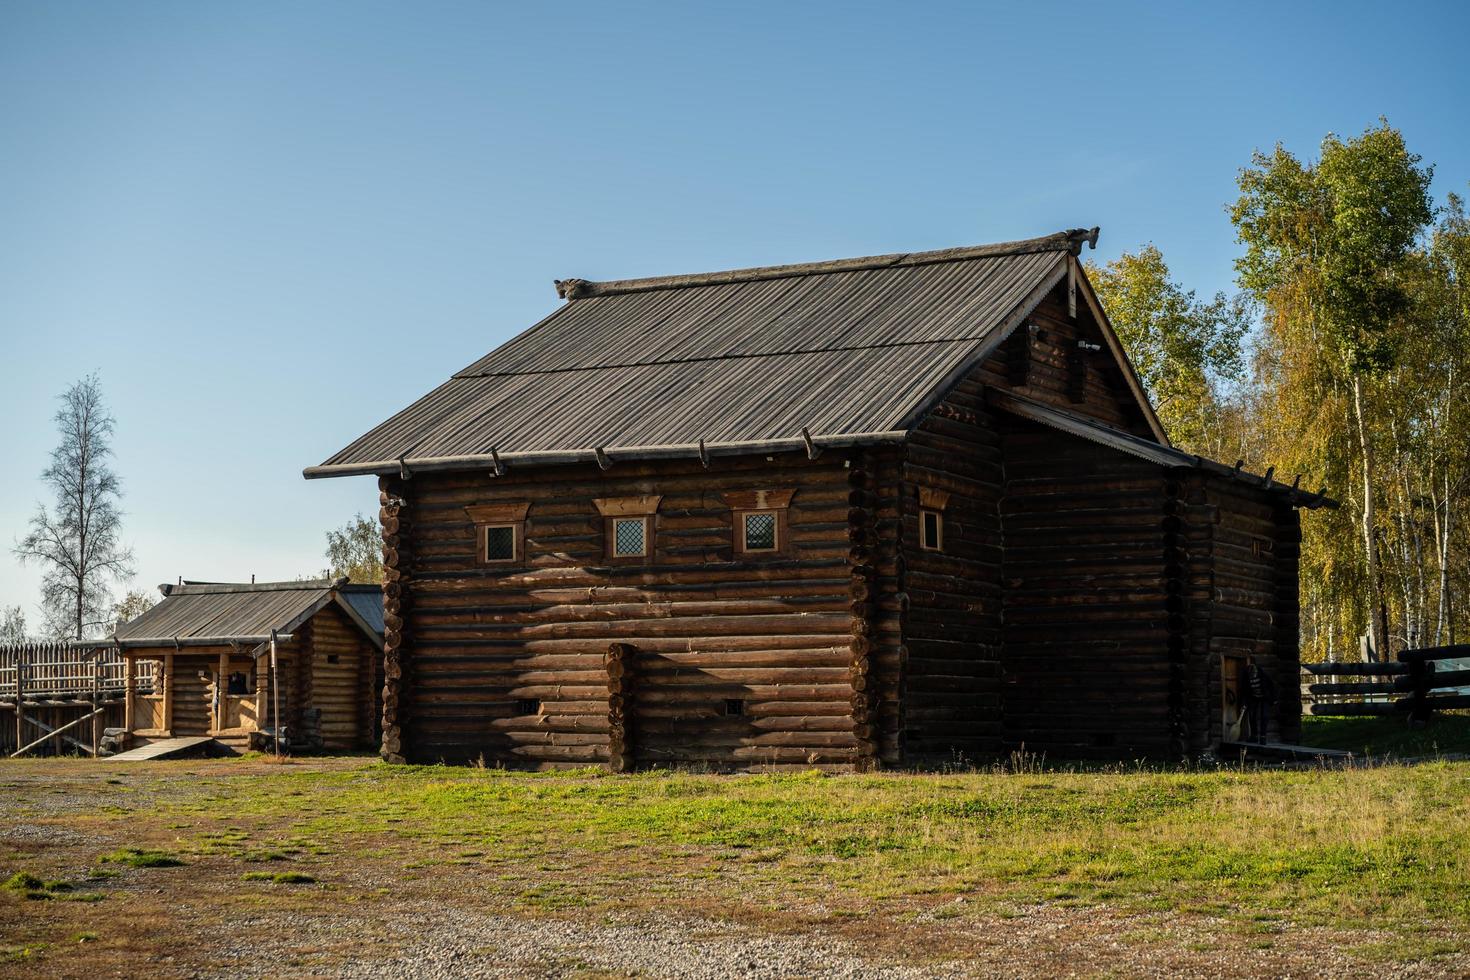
[1233,121,1434,377]
[1227,121,1461,659]
[324,513,384,585]
[1085,245,1250,456]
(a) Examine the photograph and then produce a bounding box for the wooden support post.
[14,652,24,753]
[271,631,281,756]
[92,654,101,756]
[162,652,175,735]
[124,656,136,733]
[254,653,267,736]
[216,650,228,733]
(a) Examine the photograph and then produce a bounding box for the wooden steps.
[107,736,217,761]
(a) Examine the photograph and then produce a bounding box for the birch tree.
[14,375,135,639]
[1231,122,1433,659]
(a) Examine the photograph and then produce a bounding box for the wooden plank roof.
[110,580,385,648]
[306,230,1103,478]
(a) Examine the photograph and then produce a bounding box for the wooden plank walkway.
[1220,741,1353,762]
[107,736,216,762]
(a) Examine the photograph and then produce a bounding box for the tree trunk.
[1352,376,1389,659]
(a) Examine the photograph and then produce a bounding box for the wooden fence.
[0,642,157,757]
[1302,644,1470,722]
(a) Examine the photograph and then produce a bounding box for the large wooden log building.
[107,579,384,752]
[307,228,1333,770]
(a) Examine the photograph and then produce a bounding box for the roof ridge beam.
[553,229,1093,300]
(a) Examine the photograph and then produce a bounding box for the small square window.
[483,524,517,562]
[723,698,745,716]
[613,517,647,557]
[516,698,541,716]
[326,654,340,665]
[921,509,943,551]
[743,511,777,551]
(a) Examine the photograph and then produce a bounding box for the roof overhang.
[988,390,1338,509]
[303,429,910,480]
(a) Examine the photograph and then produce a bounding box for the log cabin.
[306,228,1334,770]
[107,579,384,753]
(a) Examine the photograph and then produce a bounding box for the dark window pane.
[485,524,516,561]
[922,511,941,550]
[744,512,777,550]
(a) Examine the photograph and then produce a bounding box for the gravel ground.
[4,759,1468,979]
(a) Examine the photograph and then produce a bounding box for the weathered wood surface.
[107,735,216,761]
[391,453,872,768]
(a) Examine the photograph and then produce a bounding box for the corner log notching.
[379,475,412,764]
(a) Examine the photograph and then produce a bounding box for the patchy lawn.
[0,755,1467,977]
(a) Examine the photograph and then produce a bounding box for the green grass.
[83,758,1470,931]
[99,848,183,868]
[241,870,317,884]
[2,872,68,900]
[1302,712,1470,757]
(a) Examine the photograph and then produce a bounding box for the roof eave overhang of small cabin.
[302,429,912,480]
[90,586,385,657]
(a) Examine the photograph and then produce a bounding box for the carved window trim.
[465,502,530,565]
[594,495,662,563]
[722,489,795,557]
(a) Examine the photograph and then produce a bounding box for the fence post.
[14,651,25,751]
[92,651,101,756]
[1404,654,1433,727]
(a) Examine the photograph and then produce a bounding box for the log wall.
[389,452,874,769]
[997,416,1174,758]
[900,389,1005,763]
[306,605,379,750]
[1192,481,1303,747]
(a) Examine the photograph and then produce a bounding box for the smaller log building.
[107,579,384,752]
[306,228,1334,770]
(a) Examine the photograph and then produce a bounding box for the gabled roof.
[107,579,384,650]
[306,228,1165,479]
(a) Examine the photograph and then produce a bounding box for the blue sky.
[2,1,1468,619]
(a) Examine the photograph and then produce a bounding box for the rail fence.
[1302,644,1470,722]
[0,642,155,701]
[0,642,157,758]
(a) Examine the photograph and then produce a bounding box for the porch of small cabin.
[122,645,294,746]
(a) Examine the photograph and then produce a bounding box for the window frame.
[480,522,521,564]
[722,489,795,558]
[917,487,950,554]
[464,502,531,566]
[609,515,650,560]
[736,509,782,554]
[919,508,944,552]
[593,495,663,564]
